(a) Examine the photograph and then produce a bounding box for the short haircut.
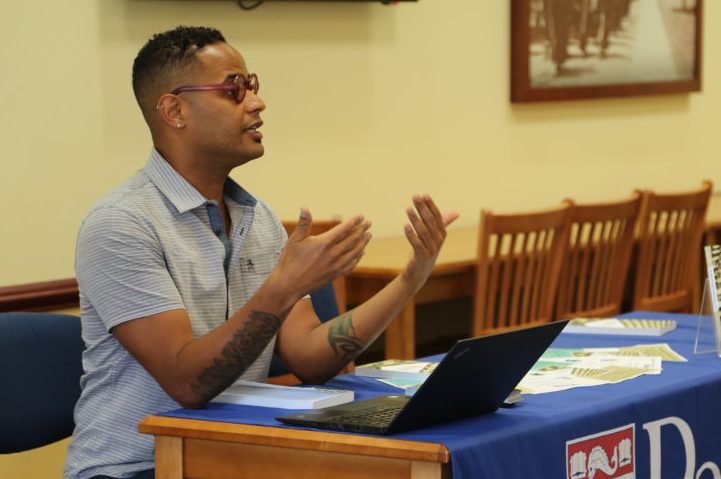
[132,25,226,123]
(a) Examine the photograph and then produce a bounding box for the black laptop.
[276,320,568,435]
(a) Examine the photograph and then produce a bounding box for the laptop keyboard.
[333,405,404,426]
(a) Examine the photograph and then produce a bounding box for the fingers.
[405,194,459,256]
[423,194,445,227]
[442,211,460,227]
[316,214,366,245]
[305,214,371,280]
[406,205,433,256]
[427,198,459,227]
[404,222,426,256]
[407,195,444,253]
[288,208,313,242]
[336,229,372,276]
[333,220,372,259]
[329,215,372,274]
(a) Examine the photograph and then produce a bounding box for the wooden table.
[348,194,721,360]
[139,415,451,479]
[346,227,477,360]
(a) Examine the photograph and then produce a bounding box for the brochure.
[563,318,677,336]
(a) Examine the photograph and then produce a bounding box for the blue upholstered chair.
[0,287,346,452]
[0,312,84,453]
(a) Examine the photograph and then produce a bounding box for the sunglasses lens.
[234,74,259,103]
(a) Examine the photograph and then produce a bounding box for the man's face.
[178,42,266,169]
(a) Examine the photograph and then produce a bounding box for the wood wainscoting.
[0,278,79,312]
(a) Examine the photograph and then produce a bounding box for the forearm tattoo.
[327,310,364,361]
[191,310,281,401]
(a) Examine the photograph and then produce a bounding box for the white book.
[563,318,677,337]
[212,380,354,409]
[354,359,438,381]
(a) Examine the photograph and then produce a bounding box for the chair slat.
[632,181,712,313]
[555,194,642,320]
[473,205,570,336]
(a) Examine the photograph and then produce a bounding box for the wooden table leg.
[385,302,416,359]
[155,436,183,479]
[411,460,448,479]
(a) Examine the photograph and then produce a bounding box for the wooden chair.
[472,204,571,336]
[268,219,352,385]
[555,193,642,320]
[632,181,712,313]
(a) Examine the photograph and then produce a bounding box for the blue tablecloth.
[160,312,721,478]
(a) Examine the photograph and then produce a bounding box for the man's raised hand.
[277,208,372,301]
[402,195,459,287]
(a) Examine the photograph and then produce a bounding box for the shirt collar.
[144,149,257,213]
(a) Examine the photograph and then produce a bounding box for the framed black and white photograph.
[511,0,702,102]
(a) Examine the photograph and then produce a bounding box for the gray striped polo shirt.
[65,150,286,479]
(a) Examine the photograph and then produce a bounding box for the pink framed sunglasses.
[171,73,259,104]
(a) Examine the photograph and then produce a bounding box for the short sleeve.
[76,207,184,331]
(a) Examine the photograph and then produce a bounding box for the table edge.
[139,415,450,463]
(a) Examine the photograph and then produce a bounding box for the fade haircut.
[132,26,226,124]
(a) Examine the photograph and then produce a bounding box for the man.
[65,26,457,479]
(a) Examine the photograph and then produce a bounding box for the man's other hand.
[402,195,459,287]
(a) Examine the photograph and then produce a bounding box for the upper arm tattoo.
[190,310,281,402]
[327,310,364,361]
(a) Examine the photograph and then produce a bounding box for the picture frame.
[511,0,702,102]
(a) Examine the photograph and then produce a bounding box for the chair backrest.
[632,181,712,313]
[555,193,642,320]
[472,204,571,336]
[0,312,83,453]
[269,219,351,384]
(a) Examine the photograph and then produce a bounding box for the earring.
[176,123,182,129]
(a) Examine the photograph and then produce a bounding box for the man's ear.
[156,94,185,129]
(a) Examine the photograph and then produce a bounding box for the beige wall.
[0,2,718,475]
[1,1,719,287]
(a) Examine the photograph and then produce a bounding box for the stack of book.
[212,380,354,409]
[354,359,438,381]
